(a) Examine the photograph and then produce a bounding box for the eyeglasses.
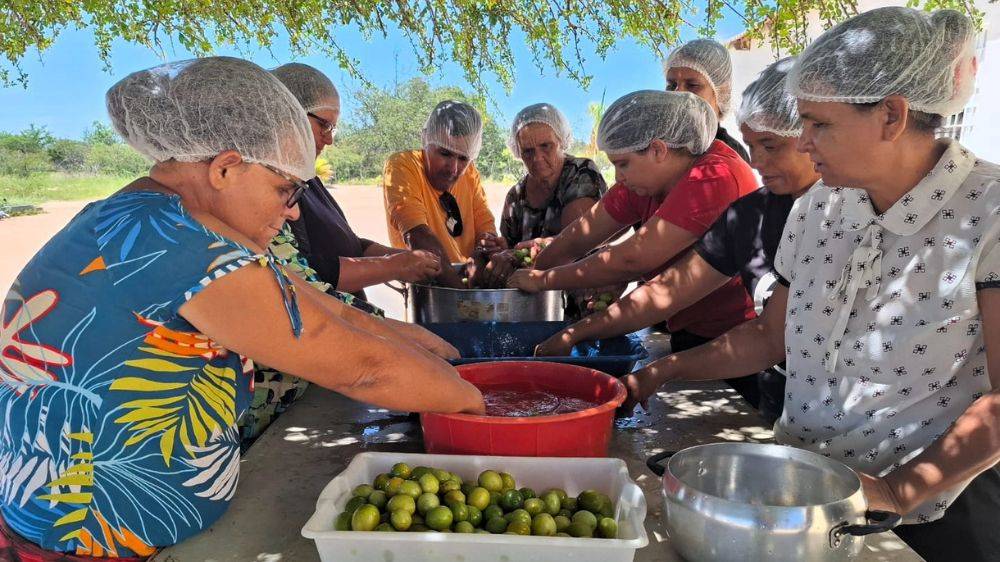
[257,162,309,208]
[308,112,337,137]
[438,191,463,237]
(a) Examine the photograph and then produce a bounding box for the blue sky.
[0,15,746,143]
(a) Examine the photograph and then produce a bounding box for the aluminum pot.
[405,283,564,323]
[647,443,900,562]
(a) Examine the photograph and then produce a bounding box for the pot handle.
[830,510,901,548]
[646,450,677,477]
[384,281,407,297]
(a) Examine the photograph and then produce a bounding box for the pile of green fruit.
[335,462,618,539]
[588,292,615,312]
[513,248,535,267]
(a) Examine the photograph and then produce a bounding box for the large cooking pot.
[647,443,900,562]
[405,283,564,323]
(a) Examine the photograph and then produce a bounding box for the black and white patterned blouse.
[774,140,1000,523]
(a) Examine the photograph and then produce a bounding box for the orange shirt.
[383,150,497,263]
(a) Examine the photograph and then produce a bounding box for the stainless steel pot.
[647,443,900,562]
[405,283,564,323]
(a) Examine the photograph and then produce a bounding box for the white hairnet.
[597,90,717,156]
[270,62,340,114]
[736,57,802,137]
[107,56,315,181]
[663,39,733,117]
[422,101,483,160]
[507,103,573,159]
[788,7,976,117]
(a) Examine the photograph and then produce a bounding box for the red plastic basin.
[421,361,627,457]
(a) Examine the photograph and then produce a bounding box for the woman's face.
[517,123,565,187]
[207,152,303,248]
[608,140,691,198]
[308,103,340,157]
[666,67,720,117]
[796,99,886,189]
[740,125,819,197]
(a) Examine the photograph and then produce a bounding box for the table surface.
[154,331,922,562]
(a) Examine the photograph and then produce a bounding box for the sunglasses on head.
[257,162,310,208]
[438,191,464,237]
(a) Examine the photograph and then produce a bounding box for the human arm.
[860,288,1000,515]
[405,225,467,288]
[531,200,624,270]
[362,240,406,257]
[335,250,442,292]
[559,197,599,230]
[535,251,733,356]
[621,283,788,411]
[179,264,483,414]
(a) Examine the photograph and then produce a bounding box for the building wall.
[723,0,1000,163]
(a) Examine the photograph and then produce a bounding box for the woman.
[663,38,750,162]
[0,57,482,560]
[270,63,441,298]
[535,58,817,418]
[625,8,999,561]
[507,90,758,355]
[476,103,606,288]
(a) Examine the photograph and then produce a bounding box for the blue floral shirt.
[0,192,300,557]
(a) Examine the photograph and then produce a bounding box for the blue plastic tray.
[422,321,648,376]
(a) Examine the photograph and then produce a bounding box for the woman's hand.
[507,269,548,293]
[857,472,906,515]
[621,361,677,413]
[535,330,576,357]
[477,232,509,255]
[391,250,442,283]
[480,250,518,288]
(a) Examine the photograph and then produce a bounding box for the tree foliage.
[0,1,979,89]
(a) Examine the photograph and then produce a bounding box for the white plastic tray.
[302,452,649,562]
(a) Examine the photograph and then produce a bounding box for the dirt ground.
[0,182,512,320]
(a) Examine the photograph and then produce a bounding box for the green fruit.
[532,513,557,536]
[344,496,367,515]
[553,515,571,532]
[506,509,531,526]
[351,505,381,531]
[597,517,618,539]
[485,516,508,534]
[426,506,454,531]
[523,498,544,516]
[467,505,483,527]
[373,473,391,491]
[577,490,606,514]
[390,510,412,531]
[417,492,440,515]
[482,505,504,522]
[385,477,404,497]
[519,487,536,500]
[390,462,412,479]
[454,521,475,533]
[375,522,394,532]
[566,521,593,538]
[593,301,608,311]
[417,473,440,494]
[409,524,430,532]
[541,491,562,515]
[500,472,516,491]
[460,482,475,496]
[411,514,424,526]
[478,470,504,492]
[557,509,572,519]
[467,487,490,510]
[433,469,452,483]
[599,292,615,303]
[440,480,462,494]
[475,529,490,534]
[499,489,524,511]
[387,494,416,515]
[399,480,422,499]
[545,488,568,502]
[410,466,432,481]
[598,497,615,518]
[556,532,572,537]
[443,490,466,507]
[334,511,352,531]
[367,490,388,510]
[561,497,578,512]
[450,502,469,523]
[489,491,502,505]
[352,484,375,498]
[572,510,598,531]
[506,520,531,535]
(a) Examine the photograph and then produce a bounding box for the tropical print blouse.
[0,192,301,557]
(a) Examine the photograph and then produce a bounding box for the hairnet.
[736,57,802,137]
[663,39,733,116]
[270,62,340,114]
[787,7,976,117]
[597,90,717,156]
[507,103,573,159]
[106,56,315,181]
[422,100,483,160]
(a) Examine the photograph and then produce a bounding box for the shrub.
[48,140,92,172]
[85,144,149,176]
[0,148,52,176]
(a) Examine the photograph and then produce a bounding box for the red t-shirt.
[601,140,759,338]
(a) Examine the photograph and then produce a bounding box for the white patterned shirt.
[774,140,1000,523]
